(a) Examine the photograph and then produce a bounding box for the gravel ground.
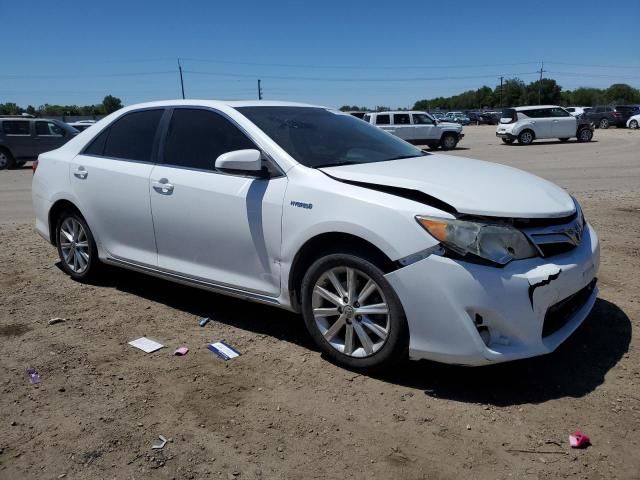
[1,126,639,479]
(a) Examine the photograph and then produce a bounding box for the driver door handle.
[152,179,174,194]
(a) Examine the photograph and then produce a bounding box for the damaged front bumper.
[385,224,600,366]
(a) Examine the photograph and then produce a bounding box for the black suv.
[0,117,78,170]
[583,106,629,129]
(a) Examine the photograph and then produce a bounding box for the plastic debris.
[152,435,167,450]
[174,346,189,356]
[199,317,210,327]
[569,431,591,448]
[208,341,241,361]
[48,317,66,326]
[26,368,41,384]
[128,337,164,353]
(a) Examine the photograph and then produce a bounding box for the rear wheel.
[301,253,408,371]
[440,133,458,150]
[629,119,639,129]
[55,211,100,281]
[0,148,15,170]
[517,130,534,145]
[577,128,593,142]
[599,118,609,129]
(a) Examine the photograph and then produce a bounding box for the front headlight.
[416,215,537,265]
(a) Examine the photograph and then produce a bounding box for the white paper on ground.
[128,337,164,353]
[208,341,241,360]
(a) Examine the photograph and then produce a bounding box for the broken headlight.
[416,216,537,266]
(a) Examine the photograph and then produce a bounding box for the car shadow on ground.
[501,140,599,146]
[86,266,630,406]
[376,298,631,406]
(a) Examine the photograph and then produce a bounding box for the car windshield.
[237,106,425,168]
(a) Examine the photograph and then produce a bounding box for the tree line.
[340,80,640,112]
[0,95,123,116]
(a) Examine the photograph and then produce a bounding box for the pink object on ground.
[174,347,189,356]
[569,431,590,448]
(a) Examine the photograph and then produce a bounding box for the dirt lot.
[1,126,639,479]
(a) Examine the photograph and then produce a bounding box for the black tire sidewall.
[578,128,593,142]
[440,134,457,150]
[301,253,408,370]
[55,211,99,281]
[0,148,15,170]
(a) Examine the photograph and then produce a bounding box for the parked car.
[444,112,471,125]
[33,100,600,370]
[0,117,78,169]
[363,110,464,149]
[615,105,640,124]
[479,111,501,125]
[496,105,594,145]
[583,106,627,129]
[564,106,591,117]
[627,113,640,129]
[67,120,97,132]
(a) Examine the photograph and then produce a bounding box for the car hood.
[320,154,575,218]
[437,121,462,129]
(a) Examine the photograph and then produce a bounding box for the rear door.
[391,113,413,141]
[69,108,164,266]
[34,120,68,155]
[1,120,34,159]
[523,109,553,138]
[149,107,286,295]
[550,107,576,138]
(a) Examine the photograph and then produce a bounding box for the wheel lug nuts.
[343,297,348,303]
[354,302,360,308]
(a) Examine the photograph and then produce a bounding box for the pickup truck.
[362,111,464,150]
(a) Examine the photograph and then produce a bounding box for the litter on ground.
[198,317,210,327]
[174,346,189,356]
[208,341,241,361]
[152,435,168,450]
[26,367,41,384]
[569,431,591,448]
[128,337,164,354]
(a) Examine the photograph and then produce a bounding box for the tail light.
[612,112,622,117]
[32,159,39,174]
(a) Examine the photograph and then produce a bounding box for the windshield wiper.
[313,160,361,168]
[385,153,426,161]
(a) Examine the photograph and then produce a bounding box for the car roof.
[512,105,561,111]
[118,99,325,112]
[369,110,428,115]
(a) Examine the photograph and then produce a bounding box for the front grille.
[542,279,596,338]
[537,242,576,257]
[521,212,585,258]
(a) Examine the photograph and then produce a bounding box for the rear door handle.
[73,167,88,179]
[152,179,174,194]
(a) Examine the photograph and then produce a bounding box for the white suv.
[32,100,600,369]
[362,111,464,150]
[496,105,594,145]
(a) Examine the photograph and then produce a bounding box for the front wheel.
[301,253,408,371]
[599,118,609,129]
[517,130,534,145]
[440,133,458,150]
[577,128,593,142]
[56,211,100,281]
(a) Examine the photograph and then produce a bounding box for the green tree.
[571,87,604,106]
[525,78,562,105]
[605,84,640,104]
[501,78,527,107]
[102,95,123,114]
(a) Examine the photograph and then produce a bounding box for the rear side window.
[2,120,30,135]
[393,114,410,125]
[500,109,517,124]
[101,109,163,162]
[363,114,371,123]
[375,114,390,125]
[163,108,256,171]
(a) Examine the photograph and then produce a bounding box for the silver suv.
[0,117,78,170]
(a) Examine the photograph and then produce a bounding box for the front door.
[550,108,576,138]
[69,109,164,266]
[150,107,286,296]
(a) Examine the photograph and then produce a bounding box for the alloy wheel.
[631,120,639,129]
[312,266,390,358]
[59,217,90,274]
[0,152,8,169]
[442,135,456,149]
[519,131,533,144]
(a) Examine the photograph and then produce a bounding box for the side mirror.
[215,149,262,172]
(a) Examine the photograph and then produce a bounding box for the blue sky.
[2,0,639,108]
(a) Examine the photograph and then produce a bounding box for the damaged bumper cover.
[385,224,600,366]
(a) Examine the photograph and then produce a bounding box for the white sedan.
[627,114,640,129]
[32,100,600,369]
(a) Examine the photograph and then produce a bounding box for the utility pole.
[178,59,185,99]
[499,76,504,108]
[258,79,263,100]
[537,61,546,104]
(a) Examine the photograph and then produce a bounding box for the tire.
[440,133,458,150]
[0,148,15,170]
[501,138,514,144]
[599,118,609,129]
[559,138,570,142]
[630,120,639,129]
[577,128,593,143]
[301,253,408,371]
[55,210,100,281]
[517,129,534,145]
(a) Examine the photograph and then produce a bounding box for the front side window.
[412,113,435,125]
[550,108,571,117]
[375,114,390,125]
[163,108,256,171]
[102,109,163,162]
[36,121,64,136]
[393,114,410,125]
[2,120,30,135]
[237,107,425,168]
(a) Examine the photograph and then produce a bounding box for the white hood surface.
[320,154,576,218]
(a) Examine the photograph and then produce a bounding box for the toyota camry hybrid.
[32,100,600,370]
